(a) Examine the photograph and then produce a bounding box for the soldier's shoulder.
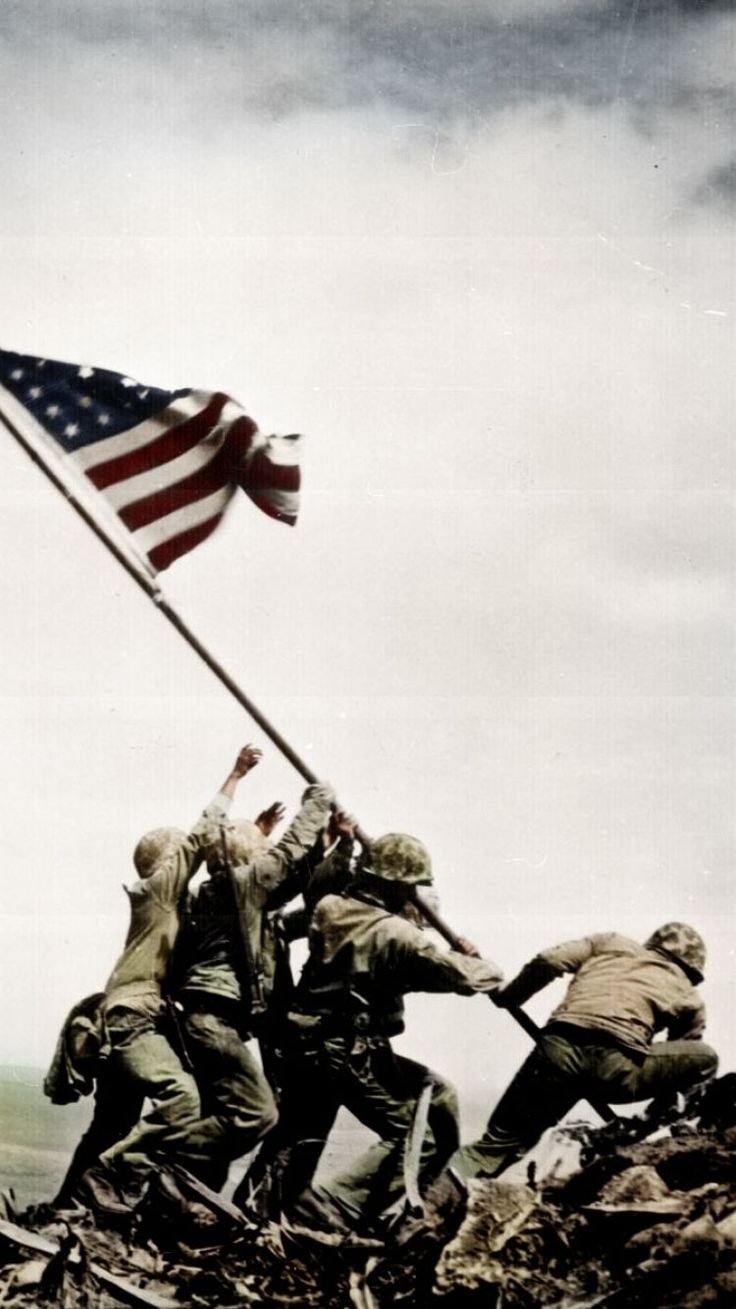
[372,910,424,950]
[314,892,343,915]
[589,931,642,955]
[312,892,358,925]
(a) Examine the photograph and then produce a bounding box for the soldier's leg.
[175,1007,278,1190]
[319,1038,459,1224]
[592,1039,719,1103]
[233,1043,340,1215]
[54,1062,144,1204]
[451,1032,583,1180]
[99,1009,201,1171]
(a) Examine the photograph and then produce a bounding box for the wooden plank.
[0,1218,179,1309]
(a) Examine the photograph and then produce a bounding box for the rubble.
[2,1076,736,1308]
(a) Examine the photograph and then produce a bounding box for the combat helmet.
[367,833,433,886]
[133,827,187,879]
[645,922,706,983]
[204,819,270,869]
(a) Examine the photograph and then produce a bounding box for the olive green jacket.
[103,796,228,1017]
[294,892,503,1036]
[178,786,334,1014]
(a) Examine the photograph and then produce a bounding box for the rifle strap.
[220,825,267,1019]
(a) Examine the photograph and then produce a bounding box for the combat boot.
[75,1161,142,1216]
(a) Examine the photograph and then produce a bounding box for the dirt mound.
[2,1077,736,1308]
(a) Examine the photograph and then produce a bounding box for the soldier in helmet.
[266,832,503,1232]
[168,778,337,1192]
[55,745,260,1209]
[452,922,719,1181]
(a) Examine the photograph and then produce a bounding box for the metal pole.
[1,404,319,784]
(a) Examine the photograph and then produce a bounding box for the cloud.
[2,0,734,124]
[2,0,733,220]
[694,155,736,211]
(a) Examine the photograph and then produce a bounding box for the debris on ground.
[3,1075,736,1308]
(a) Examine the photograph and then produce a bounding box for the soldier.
[56,745,259,1209]
[452,922,719,1180]
[170,778,336,1192]
[275,832,503,1233]
[231,809,360,1214]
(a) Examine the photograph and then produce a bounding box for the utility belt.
[180,989,258,1039]
[545,1022,646,1066]
[287,1007,402,1042]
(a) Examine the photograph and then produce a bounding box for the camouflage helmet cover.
[133,827,187,879]
[204,819,270,868]
[368,832,433,886]
[645,921,706,981]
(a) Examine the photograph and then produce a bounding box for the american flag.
[0,348,301,572]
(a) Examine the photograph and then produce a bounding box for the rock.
[581,1164,685,1244]
[438,1180,535,1260]
[433,1182,538,1296]
[555,1156,628,1207]
[715,1209,736,1245]
[595,1165,673,1206]
[669,1212,722,1257]
[714,1269,736,1298]
[2,1256,47,1290]
[623,1219,685,1267]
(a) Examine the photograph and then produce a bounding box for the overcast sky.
[0,0,733,1128]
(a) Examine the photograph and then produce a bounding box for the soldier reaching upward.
[452,922,719,1180]
[55,745,260,1209]
[170,776,336,1191]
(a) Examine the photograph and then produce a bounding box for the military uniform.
[453,924,719,1180]
[172,784,335,1190]
[229,831,358,1212]
[95,800,233,1175]
[53,800,229,1202]
[280,882,502,1227]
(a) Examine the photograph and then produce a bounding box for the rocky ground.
[2,1075,736,1308]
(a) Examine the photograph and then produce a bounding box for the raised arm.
[215,745,262,804]
[493,935,596,1009]
[153,745,262,903]
[242,782,336,900]
[375,916,504,996]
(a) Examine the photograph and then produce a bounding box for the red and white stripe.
[69,391,300,572]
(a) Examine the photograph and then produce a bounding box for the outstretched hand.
[455,937,481,958]
[256,801,286,836]
[325,808,357,847]
[219,745,263,801]
[232,745,263,777]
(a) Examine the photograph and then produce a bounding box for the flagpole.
[154,593,319,783]
[0,405,320,786]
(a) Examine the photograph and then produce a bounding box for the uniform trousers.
[452,1024,719,1180]
[238,1029,459,1226]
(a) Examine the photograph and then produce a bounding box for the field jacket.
[498,932,706,1057]
[292,892,503,1038]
